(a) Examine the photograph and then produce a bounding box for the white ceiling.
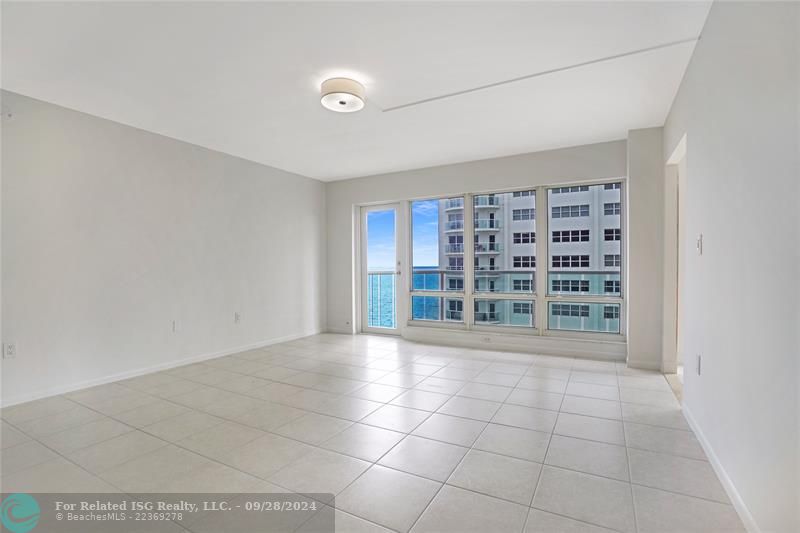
[2,2,711,181]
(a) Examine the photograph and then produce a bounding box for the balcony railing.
[445,243,464,254]
[445,220,464,231]
[474,219,501,230]
[474,242,502,253]
[445,199,464,210]
[445,310,463,321]
[474,196,501,207]
[367,271,395,328]
[475,312,500,322]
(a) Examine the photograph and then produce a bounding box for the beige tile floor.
[0,334,745,532]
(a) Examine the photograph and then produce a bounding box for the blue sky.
[366,201,440,270]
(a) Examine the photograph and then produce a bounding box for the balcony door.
[361,203,404,334]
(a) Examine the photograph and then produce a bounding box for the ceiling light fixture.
[320,77,365,113]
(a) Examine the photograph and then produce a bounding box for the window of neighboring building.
[551,204,590,218]
[513,256,535,268]
[604,202,621,215]
[604,228,621,241]
[512,208,535,221]
[513,232,535,244]
[604,254,621,267]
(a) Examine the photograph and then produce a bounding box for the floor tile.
[545,434,629,481]
[351,383,407,403]
[315,396,383,421]
[1,396,79,424]
[247,381,305,401]
[391,390,451,411]
[375,372,426,388]
[456,382,513,402]
[226,401,308,430]
[415,376,466,395]
[1,457,119,493]
[113,399,190,428]
[361,405,431,433]
[471,371,521,387]
[526,367,571,380]
[447,449,541,505]
[273,412,352,445]
[142,410,224,442]
[565,382,620,401]
[99,445,213,492]
[412,485,529,533]
[0,421,30,449]
[560,395,621,420]
[619,387,679,408]
[628,448,728,502]
[617,375,672,392]
[321,423,405,462]
[39,417,133,454]
[438,396,501,421]
[379,435,468,482]
[296,506,393,533]
[569,371,618,387]
[624,421,705,459]
[0,440,59,475]
[15,404,104,438]
[620,402,690,431]
[554,413,625,445]
[434,367,481,381]
[336,465,441,532]
[532,466,635,533]
[493,404,558,433]
[279,389,342,411]
[268,448,370,501]
[632,485,744,533]
[517,376,568,394]
[67,430,167,473]
[473,423,551,462]
[169,386,240,409]
[218,432,314,479]
[506,388,563,411]
[412,413,486,447]
[524,509,616,532]
[178,421,266,458]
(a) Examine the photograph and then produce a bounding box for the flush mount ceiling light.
[320,77,365,113]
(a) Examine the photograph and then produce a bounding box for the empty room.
[1,1,798,532]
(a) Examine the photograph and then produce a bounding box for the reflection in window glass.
[412,296,464,322]
[411,197,465,292]
[547,183,622,301]
[472,191,535,299]
[548,302,620,333]
[473,299,535,327]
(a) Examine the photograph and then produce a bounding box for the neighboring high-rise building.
[431,183,622,331]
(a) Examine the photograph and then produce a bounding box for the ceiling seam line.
[381,36,700,113]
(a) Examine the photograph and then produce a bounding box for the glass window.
[547,182,622,332]
[472,190,535,302]
[474,299,534,327]
[549,302,620,333]
[411,197,464,293]
[412,296,464,322]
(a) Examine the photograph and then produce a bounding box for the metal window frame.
[395,178,626,341]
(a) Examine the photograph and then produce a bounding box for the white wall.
[626,128,665,370]
[325,140,671,360]
[663,3,799,532]
[1,91,327,406]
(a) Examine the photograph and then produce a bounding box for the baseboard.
[0,329,321,408]
[682,404,760,533]
[325,326,354,335]
[626,358,663,371]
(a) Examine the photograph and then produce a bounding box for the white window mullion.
[464,193,475,330]
[535,186,549,333]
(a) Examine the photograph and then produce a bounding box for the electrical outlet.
[696,234,703,255]
[234,312,241,324]
[483,336,492,343]
[3,343,16,359]
[172,320,177,333]
[696,354,702,376]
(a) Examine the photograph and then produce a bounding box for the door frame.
[359,202,406,335]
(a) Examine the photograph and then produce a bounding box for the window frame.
[404,179,626,340]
